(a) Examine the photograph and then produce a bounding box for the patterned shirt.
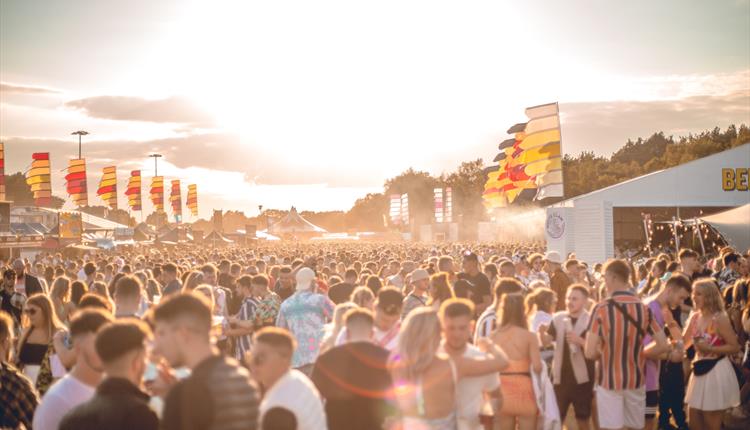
[254,293,281,328]
[235,296,258,361]
[276,291,334,367]
[474,305,496,344]
[588,290,660,390]
[0,361,39,429]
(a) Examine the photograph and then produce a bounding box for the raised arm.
[455,338,509,378]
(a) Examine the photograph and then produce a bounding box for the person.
[474,278,525,343]
[154,292,260,430]
[459,252,492,316]
[113,275,143,318]
[251,327,328,430]
[252,274,282,328]
[390,307,507,430]
[526,287,557,332]
[526,254,550,286]
[402,268,429,319]
[33,309,113,430]
[312,308,396,430]
[274,266,296,301]
[683,279,741,430]
[439,298,505,430]
[226,274,259,361]
[49,276,75,324]
[428,272,456,310]
[261,407,298,430]
[1,268,24,327]
[539,285,595,430]
[545,251,571,311]
[491,293,542,430]
[584,259,669,430]
[82,262,97,287]
[161,263,183,296]
[328,268,357,304]
[276,267,334,375]
[320,302,358,355]
[717,252,741,290]
[59,319,158,430]
[350,286,375,309]
[0,310,39,430]
[13,258,46,297]
[15,293,66,395]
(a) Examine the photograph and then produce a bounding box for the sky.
[1,0,749,218]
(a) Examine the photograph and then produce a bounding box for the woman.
[15,294,66,395]
[484,263,499,289]
[428,272,455,310]
[320,302,358,354]
[350,286,375,310]
[70,280,88,307]
[89,281,110,299]
[491,293,542,430]
[641,260,667,297]
[49,276,75,324]
[684,279,740,430]
[390,308,508,430]
[525,287,557,332]
[182,270,205,291]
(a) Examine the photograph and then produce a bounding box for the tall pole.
[71,130,89,159]
[149,154,162,176]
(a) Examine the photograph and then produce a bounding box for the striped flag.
[170,179,182,221]
[26,153,53,207]
[519,102,564,199]
[65,159,89,207]
[97,166,118,210]
[186,184,198,217]
[125,170,142,211]
[150,176,164,213]
[0,143,5,201]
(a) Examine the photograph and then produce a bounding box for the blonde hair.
[390,308,441,382]
[525,287,556,315]
[693,279,724,315]
[18,294,64,354]
[193,284,215,311]
[50,276,71,302]
[350,286,375,308]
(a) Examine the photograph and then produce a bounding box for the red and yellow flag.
[65,159,89,207]
[0,143,5,201]
[150,176,164,213]
[125,170,142,211]
[97,166,118,210]
[26,153,52,207]
[170,179,182,220]
[186,184,198,217]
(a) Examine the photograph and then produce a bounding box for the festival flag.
[150,176,164,213]
[186,184,198,217]
[26,153,52,207]
[125,170,142,211]
[65,158,89,207]
[0,143,5,201]
[170,179,182,222]
[482,166,507,208]
[97,166,118,210]
[517,102,564,199]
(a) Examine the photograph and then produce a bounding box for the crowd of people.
[0,241,749,430]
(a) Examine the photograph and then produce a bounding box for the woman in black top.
[15,293,65,395]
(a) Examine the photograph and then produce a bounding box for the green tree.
[5,172,65,208]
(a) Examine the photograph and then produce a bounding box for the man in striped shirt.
[473,277,524,343]
[585,259,668,430]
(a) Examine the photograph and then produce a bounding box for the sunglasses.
[24,308,38,315]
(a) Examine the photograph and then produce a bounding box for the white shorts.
[595,385,645,430]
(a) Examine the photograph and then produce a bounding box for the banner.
[65,158,89,207]
[445,187,453,222]
[150,176,164,213]
[26,153,52,207]
[125,170,142,211]
[389,194,401,225]
[434,188,444,223]
[59,212,83,239]
[0,143,5,201]
[97,166,118,210]
[400,193,409,225]
[170,179,182,222]
[186,184,198,217]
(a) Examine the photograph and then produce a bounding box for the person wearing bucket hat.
[276,267,334,376]
[545,251,572,312]
[401,269,429,320]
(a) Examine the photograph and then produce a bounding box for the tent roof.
[268,207,327,234]
[700,204,750,252]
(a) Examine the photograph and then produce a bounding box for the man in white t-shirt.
[251,327,328,430]
[33,309,113,430]
[439,298,507,430]
[335,286,403,351]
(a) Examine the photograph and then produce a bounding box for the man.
[60,319,158,430]
[650,274,691,430]
[716,252,741,290]
[113,275,142,318]
[336,286,404,351]
[439,299,505,430]
[13,258,45,296]
[539,285,595,430]
[677,249,700,280]
[161,263,182,296]
[564,259,581,283]
[1,269,24,326]
[545,251,572,311]
[226,275,258,361]
[328,268,357,304]
[584,259,669,430]
[201,263,231,317]
[154,293,260,430]
[498,259,516,279]
[459,252,492,316]
[251,327,328,430]
[312,309,394,430]
[83,262,97,287]
[34,309,113,430]
[401,268,429,320]
[438,256,457,283]
[276,268,334,376]
[474,278,524,343]
[386,261,415,290]
[0,311,39,429]
[274,266,296,301]
[527,253,550,286]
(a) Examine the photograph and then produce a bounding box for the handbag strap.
[607,299,646,337]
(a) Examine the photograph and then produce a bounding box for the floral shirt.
[254,293,281,329]
[276,291,334,368]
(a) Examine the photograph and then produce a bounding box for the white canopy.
[700,204,750,252]
[268,207,327,235]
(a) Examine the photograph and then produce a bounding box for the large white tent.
[700,204,750,252]
[545,145,750,263]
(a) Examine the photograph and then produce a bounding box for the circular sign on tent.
[546,212,565,239]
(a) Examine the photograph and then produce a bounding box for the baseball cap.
[410,269,429,283]
[544,251,563,264]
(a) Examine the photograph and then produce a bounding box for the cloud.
[64,95,215,127]
[0,82,61,95]
[560,90,750,155]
